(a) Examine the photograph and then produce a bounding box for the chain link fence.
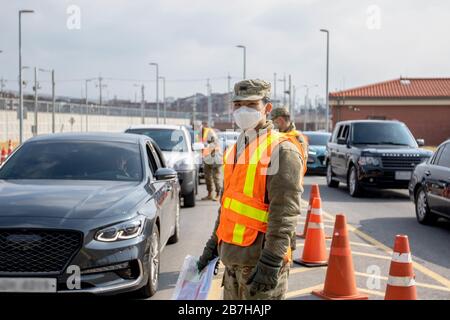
[0,97,191,143]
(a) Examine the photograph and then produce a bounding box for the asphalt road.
[151,175,450,300]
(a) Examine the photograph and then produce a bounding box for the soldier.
[197,79,307,300]
[201,134,223,201]
[271,107,309,163]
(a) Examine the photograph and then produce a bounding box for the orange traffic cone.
[312,214,368,300]
[0,147,6,164]
[294,197,328,267]
[297,184,320,238]
[385,235,417,300]
[7,140,13,156]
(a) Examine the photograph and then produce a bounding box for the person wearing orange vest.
[271,106,309,164]
[197,79,306,300]
[201,122,222,201]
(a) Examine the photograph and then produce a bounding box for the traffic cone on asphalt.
[312,214,368,300]
[0,147,6,164]
[384,235,417,300]
[297,184,320,238]
[7,140,13,156]
[294,197,328,267]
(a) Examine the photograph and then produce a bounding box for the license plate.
[0,278,57,293]
[395,171,412,180]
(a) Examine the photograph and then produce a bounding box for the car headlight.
[358,156,380,166]
[173,158,195,171]
[95,216,145,242]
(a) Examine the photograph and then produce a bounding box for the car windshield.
[0,141,143,181]
[352,123,417,146]
[127,129,188,152]
[305,133,330,146]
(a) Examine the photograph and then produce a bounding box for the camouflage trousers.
[221,263,290,300]
[204,164,222,194]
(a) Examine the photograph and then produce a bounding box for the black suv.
[326,120,433,197]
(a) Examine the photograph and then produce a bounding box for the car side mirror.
[155,168,177,181]
[192,142,205,151]
[416,139,425,147]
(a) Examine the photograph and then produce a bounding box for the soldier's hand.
[197,238,218,273]
[246,249,282,296]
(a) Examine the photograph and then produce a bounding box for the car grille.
[381,156,423,169]
[0,229,82,275]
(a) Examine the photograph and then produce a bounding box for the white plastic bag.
[171,255,219,300]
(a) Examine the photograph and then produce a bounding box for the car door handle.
[424,170,431,176]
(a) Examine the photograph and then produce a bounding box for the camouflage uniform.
[199,80,305,300]
[203,139,223,196]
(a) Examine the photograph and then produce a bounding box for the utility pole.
[320,29,330,132]
[149,63,159,124]
[96,76,107,106]
[85,78,94,132]
[273,73,277,107]
[288,74,292,116]
[0,78,6,97]
[192,94,197,130]
[140,84,145,124]
[33,67,38,136]
[292,85,296,121]
[19,9,35,144]
[227,73,232,123]
[207,79,212,127]
[279,75,287,106]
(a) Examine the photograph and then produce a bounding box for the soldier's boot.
[212,192,219,201]
[202,192,213,200]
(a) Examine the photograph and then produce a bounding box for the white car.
[125,125,204,207]
[218,130,241,151]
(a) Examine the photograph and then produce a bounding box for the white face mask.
[233,106,263,130]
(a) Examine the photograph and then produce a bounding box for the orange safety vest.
[216,130,306,249]
[284,130,308,175]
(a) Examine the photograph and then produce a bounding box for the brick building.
[329,78,450,146]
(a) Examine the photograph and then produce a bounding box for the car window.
[339,125,350,141]
[152,142,166,168]
[332,125,341,143]
[146,144,158,175]
[351,122,417,146]
[126,129,188,152]
[431,146,444,165]
[436,144,450,168]
[0,141,143,181]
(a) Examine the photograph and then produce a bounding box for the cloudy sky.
[1,0,449,103]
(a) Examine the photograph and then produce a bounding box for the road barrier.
[294,197,328,267]
[384,235,417,300]
[312,214,368,300]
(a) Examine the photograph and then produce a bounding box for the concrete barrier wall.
[0,110,190,142]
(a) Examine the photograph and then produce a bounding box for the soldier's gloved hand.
[197,238,218,273]
[246,249,283,296]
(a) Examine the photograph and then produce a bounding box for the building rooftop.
[330,78,450,99]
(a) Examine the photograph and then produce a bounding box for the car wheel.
[348,165,363,197]
[168,202,180,244]
[326,162,339,188]
[415,187,438,225]
[183,190,196,207]
[136,226,160,298]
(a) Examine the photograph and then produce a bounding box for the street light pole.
[141,84,145,124]
[236,45,246,79]
[85,78,94,132]
[207,79,212,127]
[33,67,38,136]
[149,63,159,124]
[18,9,34,144]
[320,29,330,132]
[159,76,166,124]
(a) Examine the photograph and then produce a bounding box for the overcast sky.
[1,0,449,103]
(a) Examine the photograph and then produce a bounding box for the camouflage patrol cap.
[232,79,271,102]
[271,107,290,120]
